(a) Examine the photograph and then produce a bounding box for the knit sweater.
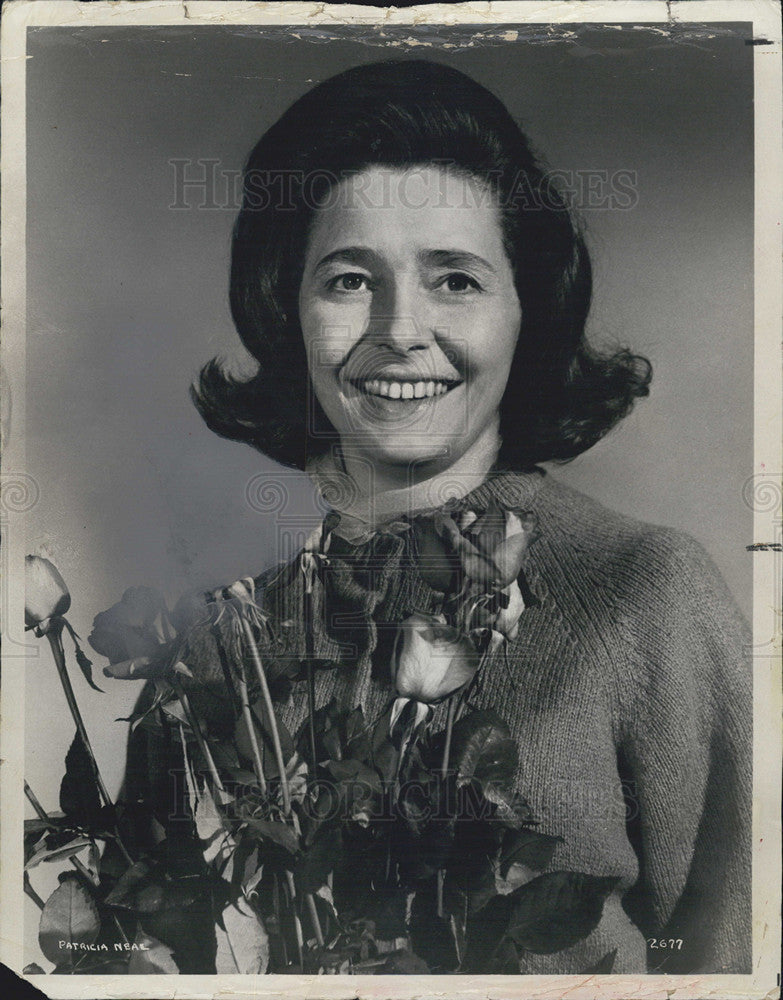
[126,468,752,974]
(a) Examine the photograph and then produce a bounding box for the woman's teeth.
[357,379,454,399]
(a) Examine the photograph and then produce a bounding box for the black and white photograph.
[1,1,780,996]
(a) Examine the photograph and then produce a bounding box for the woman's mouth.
[348,377,461,400]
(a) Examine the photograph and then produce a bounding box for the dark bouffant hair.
[192,58,651,471]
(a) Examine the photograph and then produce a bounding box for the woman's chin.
[355,436,457,473]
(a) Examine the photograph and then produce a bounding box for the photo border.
[1,2,780,998]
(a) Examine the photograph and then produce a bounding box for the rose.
[391,612,479,704]
[388,610,479,744]
[25,555,124,828]
[89,586,169,662]
[454,502,537,591]
[89,586,172,678]
[25,555,71,635]
[465,579,528,647]
[414,501,537,595]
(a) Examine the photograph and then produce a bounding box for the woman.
[112,59,751,975]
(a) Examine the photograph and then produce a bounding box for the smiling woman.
[194,59,651,478]
[106,58,752,977]
[297,166,522,488]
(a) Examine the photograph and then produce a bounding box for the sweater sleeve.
[610,527,752,974]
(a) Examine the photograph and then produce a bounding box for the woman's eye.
[329,272,372,292]
[439,272,481,293]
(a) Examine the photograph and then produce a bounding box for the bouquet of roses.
[23,499,619,975]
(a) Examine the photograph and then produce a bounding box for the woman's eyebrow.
[419,249,498,275]
[312,247,376,273]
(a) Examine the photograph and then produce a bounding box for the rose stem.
[234,659,268,795]
[437,695,459,919]
[175,720,228,855]
[240,618,291,815]
[305,890,325,948]
[170,676,224,793]
[456,646,489,725]
[451,912,463,965]
[23,873,45,911]
[23,781,49,824]
[436,871,446,920]
[44,628,133,864]
[304,586,318,777]
[440,696,458,780]
[272,874,287,965]
[159,609,175,642]
[46,626,112,807]
[239,621,301,957]
[23,782,129,945]
[285,871,304,968]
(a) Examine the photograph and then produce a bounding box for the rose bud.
[391,612,479,704]
[25,555,71,633]
[493,579,526,641]
[460,502,537,590]
[495,510,538,584]
[486,629,506,654]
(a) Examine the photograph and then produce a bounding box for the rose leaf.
[59,732,103,826]
[449,710,517,795]
[498,828,563,878]
[39,873,101,965]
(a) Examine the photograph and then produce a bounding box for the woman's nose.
[368,280,434,354]
[371,314,432,354]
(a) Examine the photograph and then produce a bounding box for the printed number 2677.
[648,938,683,950]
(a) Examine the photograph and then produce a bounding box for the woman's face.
[298,166,522,477]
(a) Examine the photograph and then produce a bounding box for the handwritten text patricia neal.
[58,941,150,952]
